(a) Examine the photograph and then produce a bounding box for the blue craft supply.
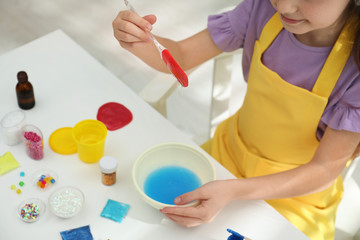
[101,199,130,223]
[227,229,245,240]
[60,225,93,240]
[144,166,201,205]
[20,171,25,177]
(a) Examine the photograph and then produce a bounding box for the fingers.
[112,10,156,44]
[159,182,230,227]
[161,202,215,222]
[163,212,203,228]
[161,205,201,218]
[161,204,216,227]
[174,188,206,205]
[143,14,157,25]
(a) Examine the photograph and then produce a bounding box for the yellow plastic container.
[72,119,107,163]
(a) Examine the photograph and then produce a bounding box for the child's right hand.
[112,10,157,48]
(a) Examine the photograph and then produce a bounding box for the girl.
[112,0,360,239]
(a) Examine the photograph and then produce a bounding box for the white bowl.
[132,142,216,209]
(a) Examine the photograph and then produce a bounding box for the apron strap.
[312,18,356,98]
[258,13,283,50]
[261,13,355,99]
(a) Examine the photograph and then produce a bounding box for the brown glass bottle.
[16,71,35,110]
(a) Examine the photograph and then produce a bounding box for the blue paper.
[100,199,130,223]
[60,225,93,240]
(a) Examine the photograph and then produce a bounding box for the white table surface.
[0,30,308,240]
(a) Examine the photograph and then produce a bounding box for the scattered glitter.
[20,171,25,177]
[11,185,16,190]
[19,181,25,187]
[16,189,21,194]
[49,187,84,218]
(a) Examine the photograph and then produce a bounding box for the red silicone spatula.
[124,0,188,87]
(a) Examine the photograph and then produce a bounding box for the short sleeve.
[322,79,360,133]
[207,0,254,52]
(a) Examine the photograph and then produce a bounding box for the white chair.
[335,156,360,239]
[139,49,244,143]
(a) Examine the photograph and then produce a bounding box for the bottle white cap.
[99,156,118,174]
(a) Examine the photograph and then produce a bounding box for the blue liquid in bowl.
[144,166,201,205]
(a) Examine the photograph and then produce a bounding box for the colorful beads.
[11,171,26,194]
[37,174,56,189]
[20,203,40,221]
[24,131,43,160]
[24,131,41,142]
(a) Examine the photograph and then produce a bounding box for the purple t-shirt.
[208,0,360,139]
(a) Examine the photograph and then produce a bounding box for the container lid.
[49,127,77,154]
[17,71,28,83]
[99,156,118,173]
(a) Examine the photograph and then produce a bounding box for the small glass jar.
[99,156,118,186]
[22,124,44,160]
[1,110,26,146]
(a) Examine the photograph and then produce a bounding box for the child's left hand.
[160,180,235,227]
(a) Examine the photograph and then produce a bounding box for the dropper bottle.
[16,71,35,110]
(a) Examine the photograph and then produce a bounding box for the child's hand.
[160,180,234,227]
[112,10,156,48]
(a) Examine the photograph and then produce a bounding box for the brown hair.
[350,0,360,69]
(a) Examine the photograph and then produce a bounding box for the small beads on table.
[20,203,40,221]
[10,171,27,194]
[37,174,56,189]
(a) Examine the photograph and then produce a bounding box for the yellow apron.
[203,13,355,239]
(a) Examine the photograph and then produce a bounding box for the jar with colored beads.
[99,156,118,186]
[22,124,44,160]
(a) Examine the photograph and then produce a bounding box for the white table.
[0,30,308,240]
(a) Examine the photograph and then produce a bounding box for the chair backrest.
[139,50,244,144]
[342,155,360,183]
[209,50,244,138]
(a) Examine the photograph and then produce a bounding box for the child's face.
[270,0,350,35]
